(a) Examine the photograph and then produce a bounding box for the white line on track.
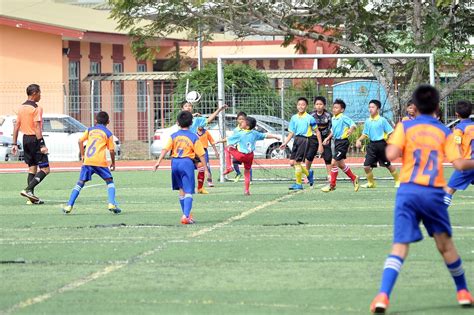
[1,190,304,314]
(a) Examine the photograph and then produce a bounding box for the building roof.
[0,0,188,40]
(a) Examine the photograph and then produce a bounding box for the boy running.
[370,85,474,313]
[356,100,400,188]
[221,117,280,195]
[321,99,359,192]
[445,100,474,200]
[154,111,207,224]
[280,97,323,190]
[62,111,121,214]
[231,112,247,182]
[197,127,219,187]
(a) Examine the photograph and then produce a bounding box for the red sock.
[244,169,251,193]
[343,166,356,181]
[225,146,232,171]
[330,167,338,187]
[197,167,205,189]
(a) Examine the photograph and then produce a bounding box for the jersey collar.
[334,113,343,119]
[297,112,308,118]
[369,114,380,121]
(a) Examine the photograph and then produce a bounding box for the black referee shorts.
[333,139,350,161]
[23,135,49,167]
[290,136,309,162]
[306,136,332,165]
[364,140,391,168]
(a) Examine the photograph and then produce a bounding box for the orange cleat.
[457,289,473,307]
[370,293,389,314]
[181,215,195,225]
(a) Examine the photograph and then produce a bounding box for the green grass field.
[0,167,473,314]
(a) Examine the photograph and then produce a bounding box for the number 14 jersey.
[80,125,115,167]
[388,114,461,187]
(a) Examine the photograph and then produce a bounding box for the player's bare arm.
[356,134,368,148]
[35,121,48,154]
[109,150,116,171]
[322,130,333,146]
[206,104,228,124]
[280,132,294,149]
[346,125,356,137]
[153,149,169,171]
[12,118,20,155]
[452,158,474,171]
[386,144,402,161]
[314,128,324,154]
[78,139,85,161]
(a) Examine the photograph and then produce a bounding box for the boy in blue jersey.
[370,85,474,313]
[231,111,247,182]
[356,100,400,188]
[62,111,121,214]
[446,100,474,199]
[280,97,323,190]
[321,99,359,192]
[180,100,227,194]
[153,111,207,224]
[220,116,280,195]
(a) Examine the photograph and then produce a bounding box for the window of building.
[137,63,147,112]
[113,63,123,113]
[90,61,101,113]
[69,61,80,113]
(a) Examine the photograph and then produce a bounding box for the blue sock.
[447,258,467,291]
[68,181,84,206]
[379,255,404,297]
[233,162,241,176]
[183,194,193,218]
[179,196,185,214]
[107,181,116,205]
[250,168,253,181]
[444,193,453,207]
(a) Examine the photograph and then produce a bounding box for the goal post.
[216,53,435,183]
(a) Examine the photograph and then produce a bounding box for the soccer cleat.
[197,188,209,194]
[308,170,314,187]
[233,174,243,183]
[457,289,473,306]
[353,175,360,192]
[62,205,73,214]
[181,215,195,225]
[244,190,251,196]
[26,199,45,205]
[20,190,39,202]
[108,204,122,214]
[207,180,214,187]
[321,185,335,193]
[361,182,376,189]
[370,293,389,314]
[223,168,233,175]
[394,181,400,188]
[289,183,304,190]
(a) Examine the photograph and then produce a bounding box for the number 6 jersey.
[80,125,115,167]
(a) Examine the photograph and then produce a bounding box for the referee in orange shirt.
[12,84,50,204]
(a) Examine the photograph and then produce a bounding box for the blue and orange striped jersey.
[288,112,317,137]
[388,115,461,187]
[79,124,115,167]
[401,115,415,122]
[453,119,474,160]
[165,129,205,159]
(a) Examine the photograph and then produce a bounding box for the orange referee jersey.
[80,125,115,167]
[388,114,461,187]
[16,100,43,135]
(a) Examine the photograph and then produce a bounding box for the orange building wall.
[0,25,64,116]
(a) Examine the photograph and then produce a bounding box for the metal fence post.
[231,84,236,115]
[147,82,152,159]
[280,80,285,138]
[90,80,95,126]
[63,83,68,115]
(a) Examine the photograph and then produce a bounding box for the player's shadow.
[390,304,472,314]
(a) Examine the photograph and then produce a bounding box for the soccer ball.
[186,90,201,103]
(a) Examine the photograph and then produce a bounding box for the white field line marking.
[1,190,303,314]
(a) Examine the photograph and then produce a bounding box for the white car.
[0,114,121,162]
[151,114,292,159]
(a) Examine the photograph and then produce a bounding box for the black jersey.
[309,110,332,138]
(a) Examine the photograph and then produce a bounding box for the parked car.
[251,114,289,132]
[445,114,474,130]
[0,135,24,161]
[0,114,121,161]
[151,114,292,159]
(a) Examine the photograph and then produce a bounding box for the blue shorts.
[171,158,195,194]
[393,183,452,244]
[448,169,474,191]
[79,165,113,182]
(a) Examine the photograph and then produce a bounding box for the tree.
[109,0,473,116]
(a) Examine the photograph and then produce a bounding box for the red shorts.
[227,146,254,170]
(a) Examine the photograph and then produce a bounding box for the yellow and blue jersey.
[288,112,317,137]
[165,129,205,159]
[362,115,393,141]
[453,119,474,160]
[388,115,461,187]
[227,130,266,154]
[80,124,115,167]
[331,113,356,140]
[190,116,207,134]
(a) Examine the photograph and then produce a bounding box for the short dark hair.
[297,97,309,105]
[406,99,414,107]
[177,111,193,128]
[180,101,189,108]
[333,99,346,109]
[96,111,109,125]
[412,84,439,115]
[313,96,327,105]
[237,111,247,118]
[369,99,381,109]
[26,84,40,96]
[246,116,257,130]
[455,100,472,119]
